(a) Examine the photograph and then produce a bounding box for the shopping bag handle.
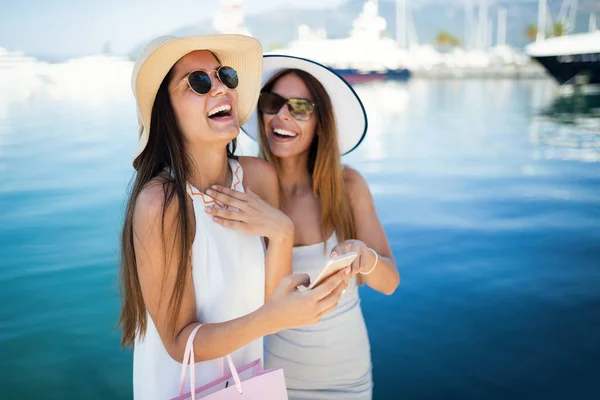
[179,324,243,399]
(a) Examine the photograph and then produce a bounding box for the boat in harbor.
[525,0,600,89]
[526,31,600,87]
[271,0,411,84]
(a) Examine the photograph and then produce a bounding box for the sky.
[0,0,345,59]
[2,0,597,59]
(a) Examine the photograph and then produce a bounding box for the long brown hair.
[118,66,237,347]
[258,69,356,244]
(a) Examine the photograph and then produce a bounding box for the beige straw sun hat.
[131,34,263,163]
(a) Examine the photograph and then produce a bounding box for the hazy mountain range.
[129,0,599,59]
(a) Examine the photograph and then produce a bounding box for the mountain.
[129,0,600,59]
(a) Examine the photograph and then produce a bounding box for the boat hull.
[532,53,600,85]
[333,68,411,84]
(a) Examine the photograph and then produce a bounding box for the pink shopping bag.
[170,325,288,400]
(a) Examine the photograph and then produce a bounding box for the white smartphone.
[308,251,359,290]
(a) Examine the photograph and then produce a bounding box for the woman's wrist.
[255,302,281,336]
[359,247,379,275]
[269,215,294,243]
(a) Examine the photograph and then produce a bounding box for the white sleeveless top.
[133,159,266,400]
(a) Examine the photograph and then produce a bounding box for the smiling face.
[260,72,318,159]
[255,67,356,253]
[168,50,240,149]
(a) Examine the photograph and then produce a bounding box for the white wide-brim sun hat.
[131,34,263,164]
[241,55,368,155]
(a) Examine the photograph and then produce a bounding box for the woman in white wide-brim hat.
[242,55,400,399]
[118,36,350,400]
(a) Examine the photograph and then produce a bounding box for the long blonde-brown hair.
[258,69,356,244]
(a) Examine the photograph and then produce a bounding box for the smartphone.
[308,251,359,290]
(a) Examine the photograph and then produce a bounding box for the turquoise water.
[1,76,599,399]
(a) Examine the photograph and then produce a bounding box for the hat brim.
[240,55,367,156]
[133,34,262,162]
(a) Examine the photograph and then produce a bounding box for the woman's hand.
[205,185,293,241]
[261,267,350,333]
[330,239,376,276]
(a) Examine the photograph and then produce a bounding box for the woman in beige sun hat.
[117,35,350,399]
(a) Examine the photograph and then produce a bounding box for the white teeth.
[207,104,231,117]
[273,128,298,137]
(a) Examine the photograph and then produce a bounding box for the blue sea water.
[1,75,599,399]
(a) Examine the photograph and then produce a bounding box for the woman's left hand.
[205,185,293,241]
[330,240,374,276]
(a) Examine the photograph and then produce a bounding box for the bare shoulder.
[237,156,279,204]
[137,176,167,207]
[342,165,370,198]
[134,174,179,227]
[238,156,277,181]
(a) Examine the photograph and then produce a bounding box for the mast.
[396,0,407,49]
[497,7,507,46]
[537,0,547,41]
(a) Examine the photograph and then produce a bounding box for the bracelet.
[360,248,379,275]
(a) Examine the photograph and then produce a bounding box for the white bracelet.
[360,248,379,275]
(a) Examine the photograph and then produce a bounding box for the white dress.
[133,159,266,400]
